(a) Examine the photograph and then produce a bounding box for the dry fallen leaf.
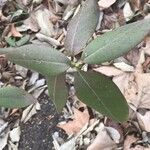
[113,73,138,106]
[123,2,134,21]
[34,5,54,36]
[126,48,140,67]
[23,15,40,32]
[0,119,9,149]
[59,137,76,150]
[135,73,150,109]
[143,36,150,56]
[94,66,123,77]
[21,103,40,123]
[113,62,134,72]
[106,127,121,143]
[0,132,9,149]
[123,135,144,150]
[58,108,90,135]
[87,123,117,150]
[137,110,150,132]
[129,0,141,12]
[10,24,22,37]
[0,0,7,8]
[0,9,8,22]
[98,0,116,9]
[106,119,124,143]
[9,126,21,142]
[113,71,150,110]
[21,0,31,6]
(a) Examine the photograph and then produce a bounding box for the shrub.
[0,0,150,122]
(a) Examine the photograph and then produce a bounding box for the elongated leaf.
[0,44,71,76]
[82,19,150,64]
[64,0,99,56]
[0,87,36,108]
[74,71,129,122]
[47,74,67,112]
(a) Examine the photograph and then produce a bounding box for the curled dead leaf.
[87,123,117,150]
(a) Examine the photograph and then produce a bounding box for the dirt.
[18,94,67,150]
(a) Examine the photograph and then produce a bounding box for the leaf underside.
[0,87,36,108]
[82,18,150,64]
[47,74,68,112]
[74,71,129,122]
[0,44,71,76]
[65,0,99,56]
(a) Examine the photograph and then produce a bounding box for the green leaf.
[74,71,129,122]
[0,86,36,108]
[16,35,30,46]
[47,74,67,112]
[64,0,99,56]
[0,44,71,76]
[82,19,150,64]
[5,37,16,47]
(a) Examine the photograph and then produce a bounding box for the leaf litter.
[0,0,150,149]
[58,107,90,135]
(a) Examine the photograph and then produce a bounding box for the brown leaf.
[87,123,117,150]
[34,5,54,36]
[94,66,123,77]
[113,72,150,110]
[125,47,140,67]
[123,135,144,150]
[137,110,150,132]
[113,73,138,107]
[0,10,8,22]
[58,108,89,135]
[10,24,22,37]
[23,15,40,32]
[130,0,142,12]
[135,73,150,109]
[98,0,117,10]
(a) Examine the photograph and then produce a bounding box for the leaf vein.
[78,72,119,121]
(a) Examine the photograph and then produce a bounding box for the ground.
[0,0,150,150]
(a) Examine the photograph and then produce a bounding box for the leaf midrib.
[84,23,143,62]
[8,58,70,67]
[78,72,119,122]
[53,77,57,103]
[70,10,82,52]
[0,96,23,99]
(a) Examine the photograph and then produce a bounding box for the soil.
[18,94,67,150]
